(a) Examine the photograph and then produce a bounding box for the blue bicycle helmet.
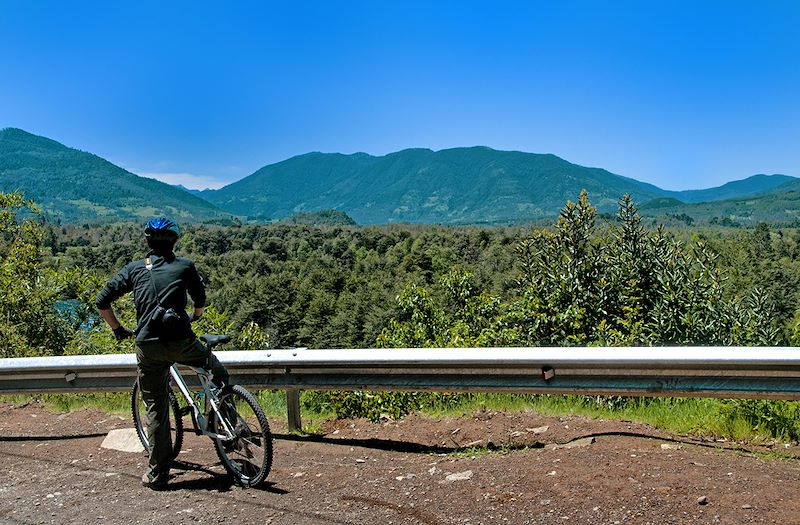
[144,217,180,239]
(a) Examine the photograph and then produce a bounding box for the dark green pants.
[136,337,229,479]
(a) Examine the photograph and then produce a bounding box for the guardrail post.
[286,388,302,432]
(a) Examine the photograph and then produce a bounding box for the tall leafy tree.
[0,193,71,356]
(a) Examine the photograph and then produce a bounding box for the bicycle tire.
[131,380,184,460]
[210,385,273,487]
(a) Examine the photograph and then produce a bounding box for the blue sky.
[1,1,798,190]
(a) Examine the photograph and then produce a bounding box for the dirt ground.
[0,403,799,525]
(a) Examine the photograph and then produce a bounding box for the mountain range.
[0,128,230,223]
[1,127,797,226]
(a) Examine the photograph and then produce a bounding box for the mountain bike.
[131,334,273,487]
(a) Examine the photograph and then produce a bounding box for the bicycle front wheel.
[210,385,273,487]
[131,380,184,460]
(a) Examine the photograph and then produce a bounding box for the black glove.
[113,325,133,341]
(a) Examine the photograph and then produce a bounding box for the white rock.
[527,426,550,434]
[661,443,682,450]
[100,429,144,453]
[561,437,595,449]
[547,437,595,450]
[445,470,473,481]
[395,474,417,481]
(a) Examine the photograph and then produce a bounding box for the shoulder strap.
[144,257,162,303]
[135,257,169,336]
[144,257,180,304]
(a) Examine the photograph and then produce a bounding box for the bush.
[721,400,800,442]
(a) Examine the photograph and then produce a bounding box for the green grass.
[1,393,132,414]
[418,394,799,443]
[1,390,333,434]
[4,391,798,444]
[257,390,335,435]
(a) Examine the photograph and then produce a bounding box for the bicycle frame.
[130,334,274,488]
[168,364,237,441]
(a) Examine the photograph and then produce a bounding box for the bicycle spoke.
[210,385,272,487]
[235,436,263,459]
[131,381,184,460]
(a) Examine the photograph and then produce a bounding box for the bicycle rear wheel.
[131,380,184,460]
[210,385,273,487]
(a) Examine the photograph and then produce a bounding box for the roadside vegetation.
[2,190,799,443]
[9,391,800,445]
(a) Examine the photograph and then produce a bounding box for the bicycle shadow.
[0,432,108,442]
[272,432,514,454]
[167,459,288,494]
[274,430,800,459]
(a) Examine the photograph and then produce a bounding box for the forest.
[2,191,800,438]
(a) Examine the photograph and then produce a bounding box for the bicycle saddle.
[201,334,231,348]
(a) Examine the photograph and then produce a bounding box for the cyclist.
[95,217,229,490]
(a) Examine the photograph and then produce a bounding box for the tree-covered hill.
[669,174,796,203]
[640,179,800,227]
[0,128,231,224]
[282,209,357,226]
[201,147,798,225]
[201,147,672,224]
[3,127,797,226]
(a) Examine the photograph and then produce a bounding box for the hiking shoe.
[141,472,169,490]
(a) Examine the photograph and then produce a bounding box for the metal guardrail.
[2,347,800,397]
[2,347,799,430]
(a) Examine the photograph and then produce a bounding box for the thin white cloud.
[139,172,229,190]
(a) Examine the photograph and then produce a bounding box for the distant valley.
[1,127,797,227]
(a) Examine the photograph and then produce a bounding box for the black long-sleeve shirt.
[95,250,206,343]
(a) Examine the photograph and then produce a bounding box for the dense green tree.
[378,193,781,350]
[0,193,76,356]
